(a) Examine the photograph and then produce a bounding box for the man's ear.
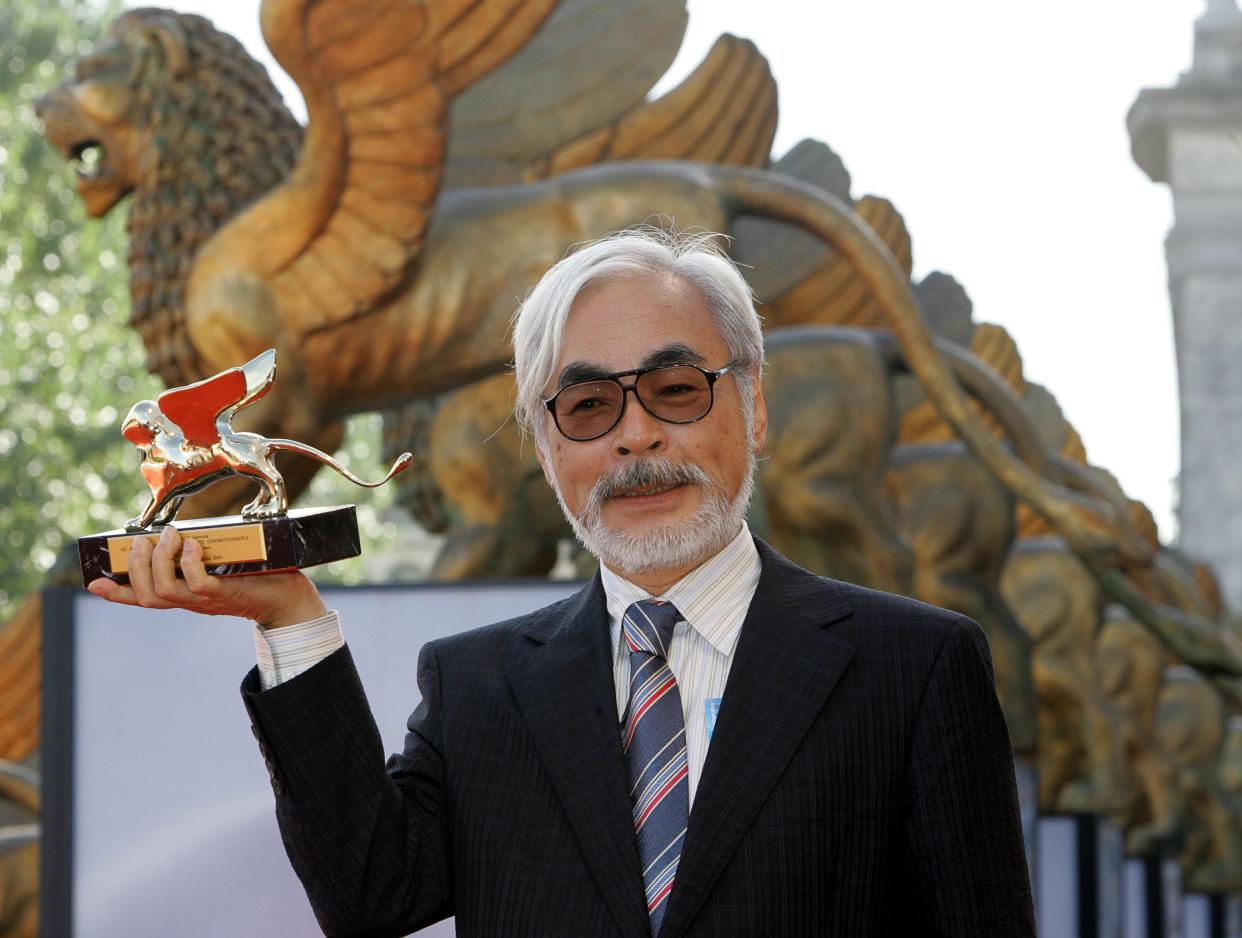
[534,432,556,488]
[750,371,769,454]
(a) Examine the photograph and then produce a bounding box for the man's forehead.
[547,272,726,380]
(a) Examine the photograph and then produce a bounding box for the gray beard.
[549,454,755,577]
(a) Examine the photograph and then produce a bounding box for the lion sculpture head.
[37,8,301,386]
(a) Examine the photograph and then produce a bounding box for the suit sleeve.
[242,643,452,938]
[903,617,1037,937]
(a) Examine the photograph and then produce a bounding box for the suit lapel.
[507,577,650,938]
[660,542,856,938]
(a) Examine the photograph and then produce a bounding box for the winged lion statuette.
[120,349,412,531]
[77,349,412,586]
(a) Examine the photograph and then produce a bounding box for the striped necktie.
[621,599,689,936]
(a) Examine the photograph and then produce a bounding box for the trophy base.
[78,505,361,587]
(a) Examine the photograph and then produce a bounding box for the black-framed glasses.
[543,362,735,442]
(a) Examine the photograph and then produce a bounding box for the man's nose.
[612,389,666,455]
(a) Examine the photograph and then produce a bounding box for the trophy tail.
[268,439,414,489]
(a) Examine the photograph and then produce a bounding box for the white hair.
[511,227,764,445]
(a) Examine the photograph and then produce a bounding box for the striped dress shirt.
[601,524,761,806]
[255,525,762,808]
[253,610,345,691]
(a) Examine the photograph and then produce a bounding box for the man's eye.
[569,397,608,413]
[655,383,695,396]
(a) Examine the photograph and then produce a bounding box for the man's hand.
[87,526,327,630]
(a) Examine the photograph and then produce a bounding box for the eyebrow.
[555,343,707,390]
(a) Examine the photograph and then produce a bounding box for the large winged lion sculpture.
[36,0,1146,568]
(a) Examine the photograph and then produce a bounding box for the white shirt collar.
[601,523,761,661]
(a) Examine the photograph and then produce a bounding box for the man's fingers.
[91,546,320,623]
[88,577,188,610]
[150,526,185,599]
[126,534,156,603]
[126,535,173,608]
[87,578,142,607]
[180,539,220,596]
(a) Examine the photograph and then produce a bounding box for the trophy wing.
[204,0,560,334]
[443,0,689,187]
[157,367,250,448]
[234,348,279,412]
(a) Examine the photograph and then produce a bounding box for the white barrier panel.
[1124,856,1184,938]
[1183,893,1212,938]
[1036,814,1125,938]
[1015,756,1038,896]
[1125,859,1148,938]
[1163,861,1185,938]
[44,581,582,938]
[1038,816,1079,937]
[1098,818,1125,938]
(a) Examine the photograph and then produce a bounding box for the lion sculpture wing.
[188,0,561,340]
[444,0,777,185]
[443,0,688,187]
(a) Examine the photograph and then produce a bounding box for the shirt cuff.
[253,610,344,691]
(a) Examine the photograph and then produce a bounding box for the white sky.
[140,0,1205,540]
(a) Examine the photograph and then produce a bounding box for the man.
[90,228,1036,937]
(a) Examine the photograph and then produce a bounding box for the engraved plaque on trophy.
[78,349,411,587]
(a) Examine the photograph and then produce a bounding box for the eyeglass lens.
[553,365,713,440]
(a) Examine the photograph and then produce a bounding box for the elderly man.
[90,228,1036,937]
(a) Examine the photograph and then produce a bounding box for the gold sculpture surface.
[1095,608,1185,855]
[1157,667,1242,891]
[1001,538,1130,814]
[884,440,1036,754]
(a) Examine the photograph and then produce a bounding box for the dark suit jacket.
[243,540,1036,937]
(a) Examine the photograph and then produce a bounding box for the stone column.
[1129,0,1242,608]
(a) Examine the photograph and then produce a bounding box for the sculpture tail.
[269,439,413,488]
[712,163,1151,567]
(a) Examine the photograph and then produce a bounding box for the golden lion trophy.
[77,348,412,586]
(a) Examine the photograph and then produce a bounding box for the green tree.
[0,0,158,620]
[0,0,413,621]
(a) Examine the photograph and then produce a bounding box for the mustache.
[586,457,712,507]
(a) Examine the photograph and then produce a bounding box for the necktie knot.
[623,599,681,661]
